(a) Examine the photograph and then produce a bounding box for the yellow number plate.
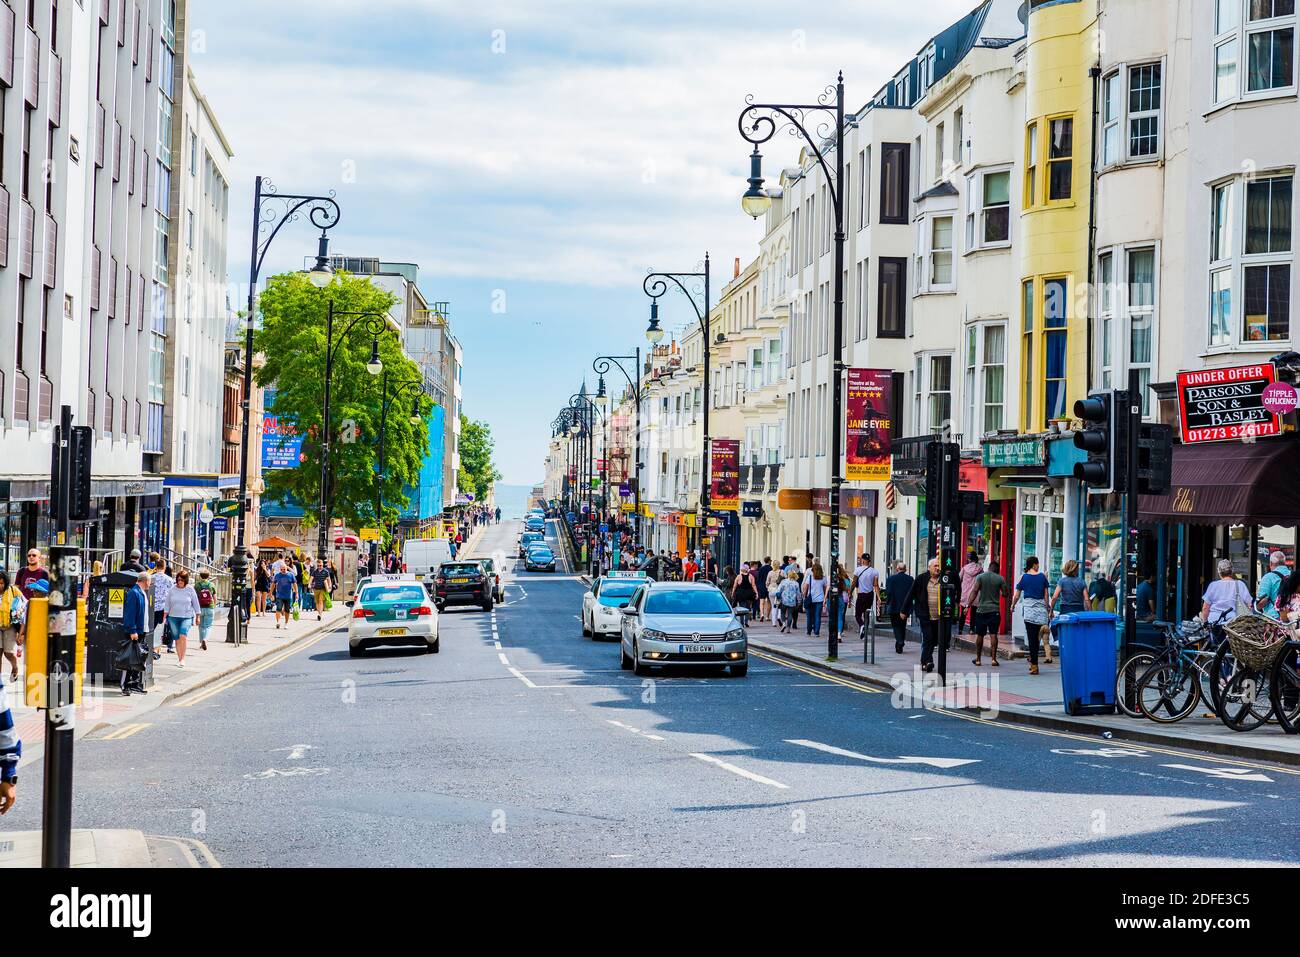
[378,627,406,637]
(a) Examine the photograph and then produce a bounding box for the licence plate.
[677,644,715,654]
[378,627,406,637]
[451,577,469,583]
[395,609,408,620]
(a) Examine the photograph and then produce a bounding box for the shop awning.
[1138,439,1300,526]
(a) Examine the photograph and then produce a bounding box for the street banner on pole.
[846,368,893,481]
[710,439,740,512]
[261,390,304,469]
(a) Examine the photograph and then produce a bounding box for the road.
[6,517,1300,866]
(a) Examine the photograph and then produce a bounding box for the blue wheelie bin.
[1052,611,1118,715]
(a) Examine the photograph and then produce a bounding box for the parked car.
[478,558,506,603]
[347,580,438,657]
[432,560,494,612]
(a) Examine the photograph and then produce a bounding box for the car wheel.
[349,646,363,658]
[620,641,632,670]
[480,600,492,612]
[581,614,591,637]
[435,602,445,612]
[632,643,650,676]
[730,662,748,677]
[427,640,440,654]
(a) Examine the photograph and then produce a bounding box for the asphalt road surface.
[8,518,1300,867]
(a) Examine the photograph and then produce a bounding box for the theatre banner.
[846,369,893,481]
[710,439,740,512]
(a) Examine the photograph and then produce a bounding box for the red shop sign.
[1176,363,1281,444]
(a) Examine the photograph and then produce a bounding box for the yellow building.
[1019,0,1098,432]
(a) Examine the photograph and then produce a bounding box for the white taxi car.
[346,580,439,658]
[581,571,647,640]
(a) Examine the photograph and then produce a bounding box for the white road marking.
[497,652,510,665]
[270,744,315,760]
[689,752,789,789]
[508,667,538,688]
[786,739,980,770]
[644,734,666,741]
[1160,763,1273,782]
[493,640,502,649]
[243,767,331,780]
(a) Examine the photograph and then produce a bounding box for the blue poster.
[262,389,304,470]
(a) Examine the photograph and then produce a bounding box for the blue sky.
[192,0,978,484]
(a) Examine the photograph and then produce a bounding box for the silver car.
[619,581,748,677]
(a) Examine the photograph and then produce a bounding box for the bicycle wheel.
[1218,668,1274,732]
[1204,640,1237,718]
[1137,662,1200,723]
[1116,653,1156,719]
[1269,642,1300,735]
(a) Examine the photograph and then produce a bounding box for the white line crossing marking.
[689,752,789,789]
[507,667,537,688]
[497,652,510,665]
[1160,763,1273,782]
[493,640,502,649]
[786,739,980,769]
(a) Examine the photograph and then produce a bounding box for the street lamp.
[231,176,341,646]
[320,301,396,567]
[739,72,847,660]
[569,391,607,575]
[308,231,335,288]
[593,351,644,545]
[643,255,712,561]
[369,371,430,574]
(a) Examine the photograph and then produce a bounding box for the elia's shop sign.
[1177,363,1281,444]
[982,436,1046,468]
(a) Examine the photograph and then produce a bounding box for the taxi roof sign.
[607,570,647,579]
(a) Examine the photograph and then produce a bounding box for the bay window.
[1214,0,1296,104]
[1208,172,1293,346]
[917,213,955,293]
[1048,117,1073,201]
[966,167,1011,250]
[963,322,1006,443]
[1102,62,1163,165]
[1022,279,1035,431]
[915,352,954,435]
[1043,277,1068,425]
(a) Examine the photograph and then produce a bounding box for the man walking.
[310,559,331,622]
[852,553,881,637]
[1257,549,1289,619]
[122,549,147,573]
[906,557,946,673]
[0,665,19,814]
[884,562,914,654]
[15,548,50,599]
[272,563,298,630]
[970,561,1011,667]
[120,573,151,696]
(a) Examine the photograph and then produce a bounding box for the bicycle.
[1215,612,1298,732]
[1134,618,1228,724]
[1268,640,1300,734]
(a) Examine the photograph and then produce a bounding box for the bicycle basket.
[1222,614,1290,671]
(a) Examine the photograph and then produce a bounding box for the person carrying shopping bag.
[776,570,802,634]
[1010,556,1052,674]
[802,562,829,637]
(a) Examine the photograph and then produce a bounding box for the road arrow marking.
[243,767,331,780]
[271,744,314,761]
[786,739,980,769]
[1160,763,1273,782]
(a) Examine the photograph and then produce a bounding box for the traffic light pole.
[1123,368,1141,710]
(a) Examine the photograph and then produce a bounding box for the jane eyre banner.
[710,439,740,512]
[846,368,893,481]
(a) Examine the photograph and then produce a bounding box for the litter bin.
[1051,611,1117,715]
[86,573,155,690]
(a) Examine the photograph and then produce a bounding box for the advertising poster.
[710,439,740,512]
[846,368,893,481]
[1176,363,1280,444]
[261,389,304,470]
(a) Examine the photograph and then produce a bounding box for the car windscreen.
[597,582,641,606]
[360,585,426,604]
[439,564,481,576]
[528,547,553,557]
[644,589,732,615]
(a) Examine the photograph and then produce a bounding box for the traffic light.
[1137,423,1173,495]
[1074,391,1129,494]
[924,441,959,521]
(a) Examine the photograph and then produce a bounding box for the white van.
[402,539,454,585]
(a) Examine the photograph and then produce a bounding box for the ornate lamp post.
[643,256,712,529]
[230,177,341,645]
[569,391,607,575]
[593,352,643,542]
[739,72,847,660]
[370,373,431,574]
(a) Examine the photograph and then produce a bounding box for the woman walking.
[766,562,784,626]
[254,559,270,616]
[1051,559,1089,616]
[0,571,26,683]
[731,564,757,622]
[165,570,202,668]
[1011,556,1052,674]
[193,570,217,651]
[776,569,801,633]
[151,564,175,655]
[802,561,829,637]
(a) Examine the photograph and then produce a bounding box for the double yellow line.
[750,649,886,693]
[101,722,151,740]
[176,626,338,708]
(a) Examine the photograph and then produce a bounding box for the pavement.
[5,514,1300,867]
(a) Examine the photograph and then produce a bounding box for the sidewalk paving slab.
[0,829,218,868]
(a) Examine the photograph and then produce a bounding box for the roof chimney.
[733,257,741,279]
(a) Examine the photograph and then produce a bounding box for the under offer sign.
[1176,363,1281,444]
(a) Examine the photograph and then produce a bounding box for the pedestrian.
[1089,568,1117,612]
[1050,559,1088,618]
[310,559,331,621]
[1135,572,1156,621]
[15,548,50,599]
[0,660,20,813]
[970,561,1010,667]
[765,561,783,626]
[682,552,699,582]
[1010,556,1052,674]
[884,561,914,654]
[122,549,147,573]
[1256,549,1289,620]
[731,564,757,620]
[165,570,201,669]
[802,561,828,637]
[254,559,270,616]
[194,570,216,651]
[719,566,735,605]
[831,561,852,635]
[328,558,340,597]
[0,571,26,684]
[958,549,982,635]
[1200,558,1253,625]
[905,557,946,673]
[776,569,801,633]
[756,556,773,625]
[119,573,151,695]
[151,564,175,655]
[852,553,881,635]
[272,564,297,629]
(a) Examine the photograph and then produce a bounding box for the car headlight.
[725,627,745,641]
[642,628,667,641]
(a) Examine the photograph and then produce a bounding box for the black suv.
[433,561,494,612]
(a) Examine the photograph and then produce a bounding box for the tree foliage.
[254,273,432,533]
[458,414,502,503]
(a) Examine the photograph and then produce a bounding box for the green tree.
[458,414,502,502]
[253,272,431,535]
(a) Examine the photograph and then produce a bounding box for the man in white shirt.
[852,553,880,635]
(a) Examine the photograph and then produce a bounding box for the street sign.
[215,499,240,518]
[199,506,215,524]
[211,517,229,531]
[359,528,382,542]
